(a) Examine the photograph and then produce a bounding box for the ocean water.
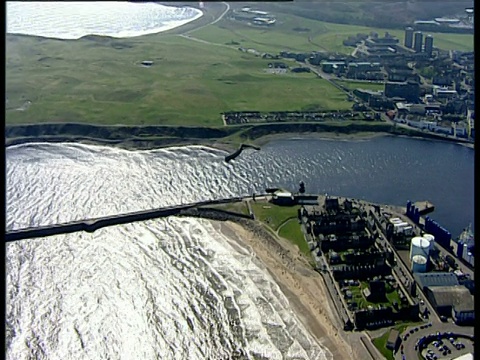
[6,1,203,39]
[5,142,333,360]
[5,138,474,359]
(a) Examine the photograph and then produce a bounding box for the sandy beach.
[213,219,371,360]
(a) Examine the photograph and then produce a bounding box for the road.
[184,1,230,35]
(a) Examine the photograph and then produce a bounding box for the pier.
[5,196,262,242]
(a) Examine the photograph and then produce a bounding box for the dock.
[414,201,435,216]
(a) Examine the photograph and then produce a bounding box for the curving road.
[185,1,230,35]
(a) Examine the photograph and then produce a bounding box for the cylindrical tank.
[422,233,435,252]
[410,236,430,259]
[411,255,428,273]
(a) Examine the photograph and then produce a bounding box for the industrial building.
[413,271,474,323]
[452,300,475,325]
[414,272,459,290]
[450,225,474,267]
[424,285,474,322]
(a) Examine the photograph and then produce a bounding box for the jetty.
[225,143,260,162]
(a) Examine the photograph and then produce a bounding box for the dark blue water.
[250,136,474,238]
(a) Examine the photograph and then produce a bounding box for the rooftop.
[427,285,474,311]
[387,329,400,344]
[414,272,459,289]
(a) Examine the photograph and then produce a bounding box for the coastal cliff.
[5,122,467,150]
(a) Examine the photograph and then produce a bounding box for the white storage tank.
[411,254,428,273]
[410,236,430,259]
[422,233,435,251]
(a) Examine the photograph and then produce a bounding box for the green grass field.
[6,5,472,127]
[278,218,310,256]
[194,12,473,54]
[336,80,385,92]
[6,33,351,125]
[372,322,424,360]
[250,200,311,256]
[250,201,300,231]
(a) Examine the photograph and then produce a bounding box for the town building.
[363,280,387,302]
[414,31,423,53]
[271,191,295,205]
[384,81,420,102]
[424,35,434,57]
[321,61,346,74]
[404,27,414,48]
[386,329,400,350]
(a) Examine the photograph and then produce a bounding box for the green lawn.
[372,321,424,360]
[250,201,300,231]
[348,281,402,310]
[278,218,310,256]
[6,33,351,125]
[250,201,311,256]
[372,330,396,360]
[209,201,251,216]
[336,80,385,92]
[194,13,473,54]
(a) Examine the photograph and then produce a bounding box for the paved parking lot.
[421,335,473,360]
[395,326,474,360]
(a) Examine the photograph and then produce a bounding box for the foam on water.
[6,139,474,359]
[6,142,333,360]
[6,1,203,39]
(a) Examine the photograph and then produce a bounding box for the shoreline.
[213,219,370,360]
[5,121,474,152]
[5,129,474,153]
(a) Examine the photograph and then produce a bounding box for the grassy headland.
[5,1,474,148]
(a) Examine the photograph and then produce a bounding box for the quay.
[413,200,435,216]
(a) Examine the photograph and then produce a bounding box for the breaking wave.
[6,1,203,40]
